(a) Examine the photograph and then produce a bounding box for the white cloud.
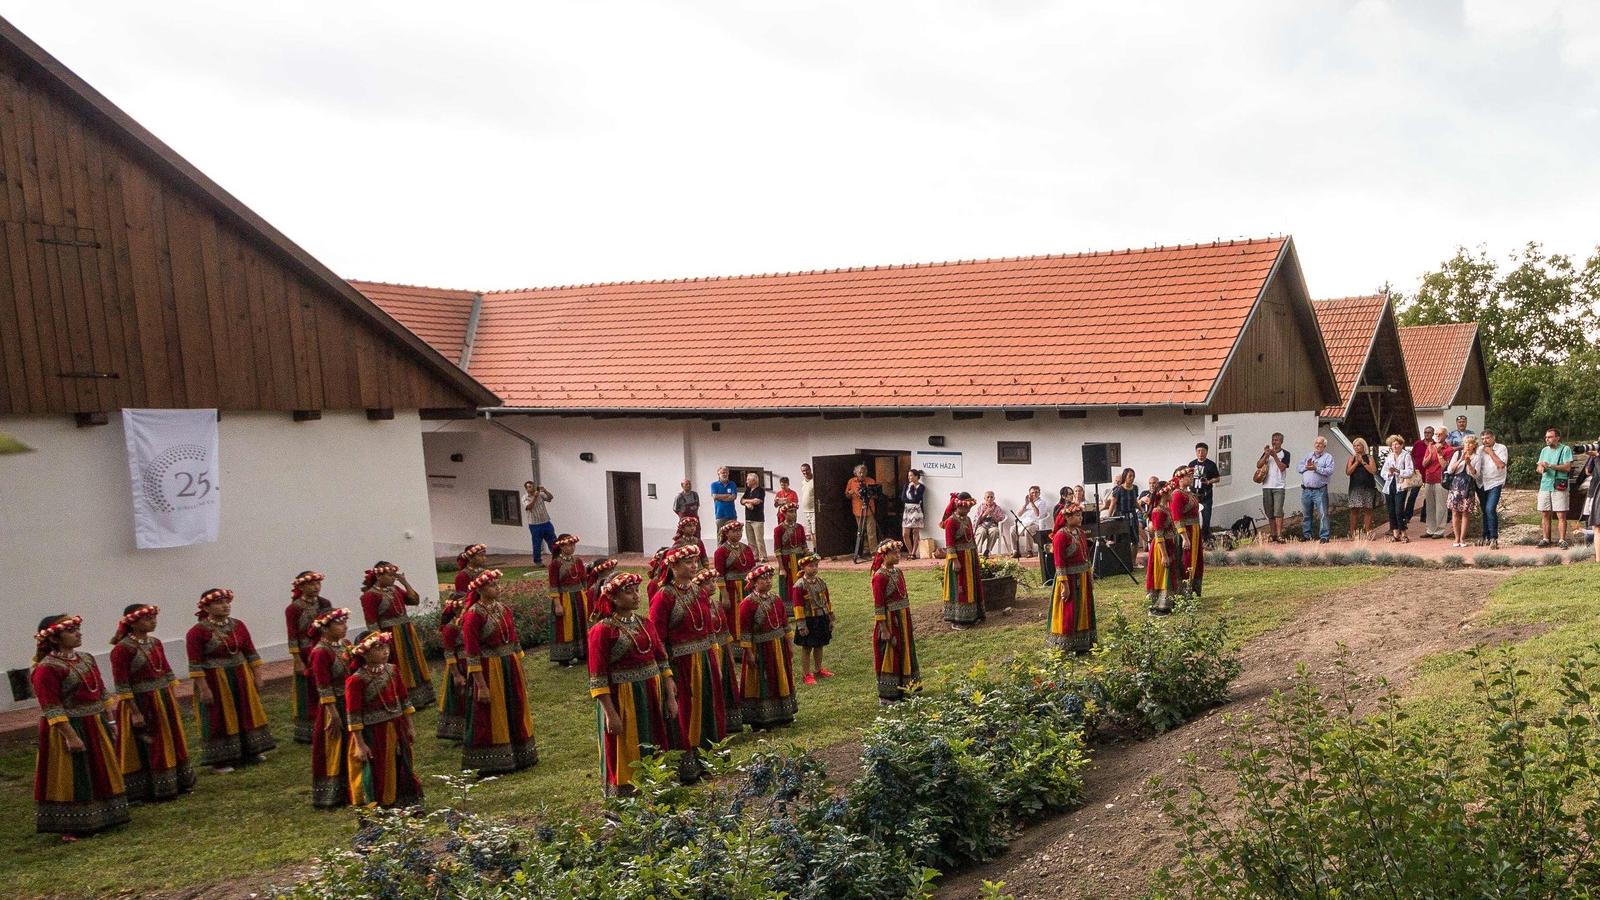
[6,0,1597,297]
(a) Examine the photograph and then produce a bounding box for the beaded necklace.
[611,613,651,654]
[205,616,242,654]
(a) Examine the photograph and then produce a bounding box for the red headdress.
[677,516,700,532]
[310,607,350,637]
[110,604,159,645]
[798,552,822,568]
[777,501,798,514]
[362,563,399,590]
[647,547,670,580]
[456,543,487,569]
[1171,466,1192,486]
[719,520,744,540]
[291,570,324,599]
[588,557,619,578]
[468,568,503,596]
[690,567,719,589]
[351,629,392,661]
[664,545,702,567]
[554,534,580,549]
[34,614,82,663]
[748,563,776,584]
[196,588,234,618]
[440,596,466,621]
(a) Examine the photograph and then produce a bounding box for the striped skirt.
[776,555,801,609]
[463,653,538,774]
[435,660,467,741]
[669,648,728,751]
[290,667,317,744]
[1146,536,1185,613]
[383,621,435,710]
[312,698,350,808]
[1047,567,1096,653]
[740,635,797,728]
[194,663,275,767]
[942,548,984,624]
[594,672,676,796]
[115,686,195,802]
[721,580,746,650]
[1176,522,1205,593]
[872,608,920,702]
[35,713,130,834]
[549,588,589,664]
[349,718,422,809]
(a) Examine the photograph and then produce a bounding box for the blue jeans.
[1301,486,1330,540]
[1480,485,1502,540]
[1386,489,1407,533]
[528,521,557,563]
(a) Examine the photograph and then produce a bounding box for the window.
[1216,431,1233,486]
[489,489,522,526]
[997,440,1032,465]
[727,467,773,490]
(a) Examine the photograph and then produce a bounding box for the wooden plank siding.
[0,37,491,415]
[1208,276,1332,415]
[1455,341,1491,406]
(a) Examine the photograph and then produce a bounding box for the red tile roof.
[1398,323,1480,409]
[347,281,479,365]
[402,237,1294,411]
[1312,295,1388,419]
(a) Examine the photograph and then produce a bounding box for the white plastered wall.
[426,408,1320,557]
[0,411,440,711]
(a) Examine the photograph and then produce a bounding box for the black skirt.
[794,614,833,647]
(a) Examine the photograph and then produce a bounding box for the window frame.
[996,440,1033,465]
[489,488,523,527]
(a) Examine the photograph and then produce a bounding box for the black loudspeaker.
[1081,443,1113,485]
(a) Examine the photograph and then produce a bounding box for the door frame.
[607,470,643,554]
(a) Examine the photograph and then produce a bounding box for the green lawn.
[0,566,1389,896]
[1403,563,1600,732]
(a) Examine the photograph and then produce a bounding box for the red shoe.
[817,668,835,678]
[803,673,817,685]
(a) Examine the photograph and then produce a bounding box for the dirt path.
[937,568,1512,899]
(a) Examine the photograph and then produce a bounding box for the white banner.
[123,409,221,549]
[911,450,964,479]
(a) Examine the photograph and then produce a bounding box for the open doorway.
[811,449,912,557]
[608,471,643,554]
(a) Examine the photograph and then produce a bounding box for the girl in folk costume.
[645,547,671,603]
[346,631,423,809]
[1048,505,1097,654]
[773,502,808,607]
[586,558,620,621]
[32,615,130,839]
[359,562,435,710]
[672,516,708,559]
[871,541,920,703]
[739,565,798,729]
[461,569,539,774]
[454,544,488,598]
[434,597,469,741]
[1146,480,1184,615]
[547,534,591,666]
[792,554,835,684]
[695,566,744,732]
[587,574,680,797]
[186,589,275,772]
[308,609,354,809]
[109,605,195,803]
[1170,466,1206,598]
[713,521,755,652]
[286,571,333,744]
[941,492,985,628]
[649,547,728,764]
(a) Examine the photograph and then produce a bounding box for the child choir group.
[27,492,1116,837]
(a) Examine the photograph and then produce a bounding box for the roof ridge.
[1313,294,1385,304]
[347,278,481,295]
[482,234,1289,295]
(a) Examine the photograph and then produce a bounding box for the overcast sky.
[9,1,1599,296]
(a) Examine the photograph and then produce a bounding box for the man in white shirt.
[1474,428,1508,549]
[1256,432,1291,543]
[1013,485,1046,559]
[797,463,817,550]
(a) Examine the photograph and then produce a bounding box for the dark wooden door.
[812,454,858,557]
[610,472,643,553]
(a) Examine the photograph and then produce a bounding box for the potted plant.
[977,556,1033,608]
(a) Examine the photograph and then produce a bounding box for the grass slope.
[0,566,1387,896]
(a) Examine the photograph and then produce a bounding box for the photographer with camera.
[1536,427,1576,549]
[846,464,881,563]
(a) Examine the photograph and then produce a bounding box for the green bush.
[1373,551,1398,566]
[1544,552,1567,567]
[1280,551,1304,566]
[1397,553,1426,568]
[1346,547,1373,565]
[1474,553,1512,568]
[1442,554,1466,569]
[1153,647,1600,898]
[1091,599,1240,735]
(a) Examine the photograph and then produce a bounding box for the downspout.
[482,410,540,485]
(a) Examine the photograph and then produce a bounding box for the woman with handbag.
[1447,436,1479,548]
[1344,438,1379,541]
[1380,435,1416,543]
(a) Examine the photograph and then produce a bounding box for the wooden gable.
[1340,303,1418,444]
[0,19,498,416]
[1453,337,1490,406]
[1206,240,1339,415]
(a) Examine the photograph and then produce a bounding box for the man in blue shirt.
[710,466,739,534]
[1446,414,1474,449]
[1298,435,1336,543]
